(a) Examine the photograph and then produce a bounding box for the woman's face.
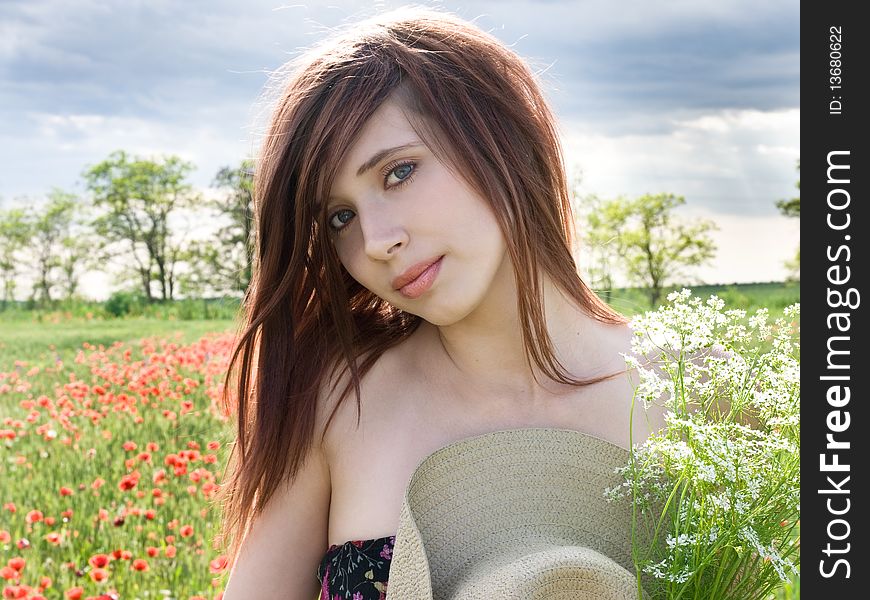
[325,99,510,325]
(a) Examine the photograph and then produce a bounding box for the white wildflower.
[618,290,800,597]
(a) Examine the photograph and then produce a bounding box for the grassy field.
[0,319,237,371]
[601,281,800,317]
[0,283,800,599]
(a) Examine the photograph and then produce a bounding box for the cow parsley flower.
[612,291,800,599]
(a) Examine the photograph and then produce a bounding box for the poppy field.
[0,322,237,600]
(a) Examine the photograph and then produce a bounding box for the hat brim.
[388,427,645,600]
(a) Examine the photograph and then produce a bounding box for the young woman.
[219,7,665,599]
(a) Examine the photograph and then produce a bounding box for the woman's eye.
[385,162,414,187]
[328,209,354,233]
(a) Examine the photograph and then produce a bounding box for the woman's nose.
[359,202,409,260]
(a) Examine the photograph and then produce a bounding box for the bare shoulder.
[317,340,412,466]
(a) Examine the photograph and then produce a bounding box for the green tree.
[573,192,620,304]
[84,150,198,302]
[26,189,81,305]
[179,160,255,297]
[56,234,96,301]
[0,207,31,308]
[776,160,800,281]
[583,193,717,307]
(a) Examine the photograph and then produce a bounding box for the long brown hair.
[217,5,627,564]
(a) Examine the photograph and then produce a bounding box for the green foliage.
[101,295,241,321]
[26,189,90,305]
[137,298,241,322]
[582,193,717,307]
[0,207,30,306]
[179,160,255,299]
[105,291,148,317]
[618,293,800,599]
[572,192,619,303]
[83,150,199,302]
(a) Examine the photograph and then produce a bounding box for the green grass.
[599,281,800,318]
[0,318,237,372]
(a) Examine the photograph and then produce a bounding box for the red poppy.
[110,549,131,561]
[208,555,228,574]
[6,558,24,572]
[88,554,110,569]
[89,568,109,583]
[59,487,73,497]
[118,471,140,492]
[65,587,83,600]
[179,525,194,538]
[24,510,42,524]
[131,559,148,572]
[2,586,28,599]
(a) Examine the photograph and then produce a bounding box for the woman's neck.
[413,271,622,407]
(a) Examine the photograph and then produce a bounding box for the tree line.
[0,151,254,309]
[0,151,798,310]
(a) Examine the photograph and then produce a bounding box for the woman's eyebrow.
[356,142,424,177]
[322,142,426,207]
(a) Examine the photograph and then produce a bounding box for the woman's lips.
[396,256,443,299]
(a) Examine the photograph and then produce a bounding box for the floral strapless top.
[317,534,396,600]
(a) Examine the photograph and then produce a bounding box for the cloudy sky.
[0,0,800,296]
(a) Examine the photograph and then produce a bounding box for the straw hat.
[386,427,646,599]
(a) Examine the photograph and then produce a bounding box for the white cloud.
[684,208,799,284]
[563,107,800,216]
[1,110,256,202]
[563,107,799,284]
